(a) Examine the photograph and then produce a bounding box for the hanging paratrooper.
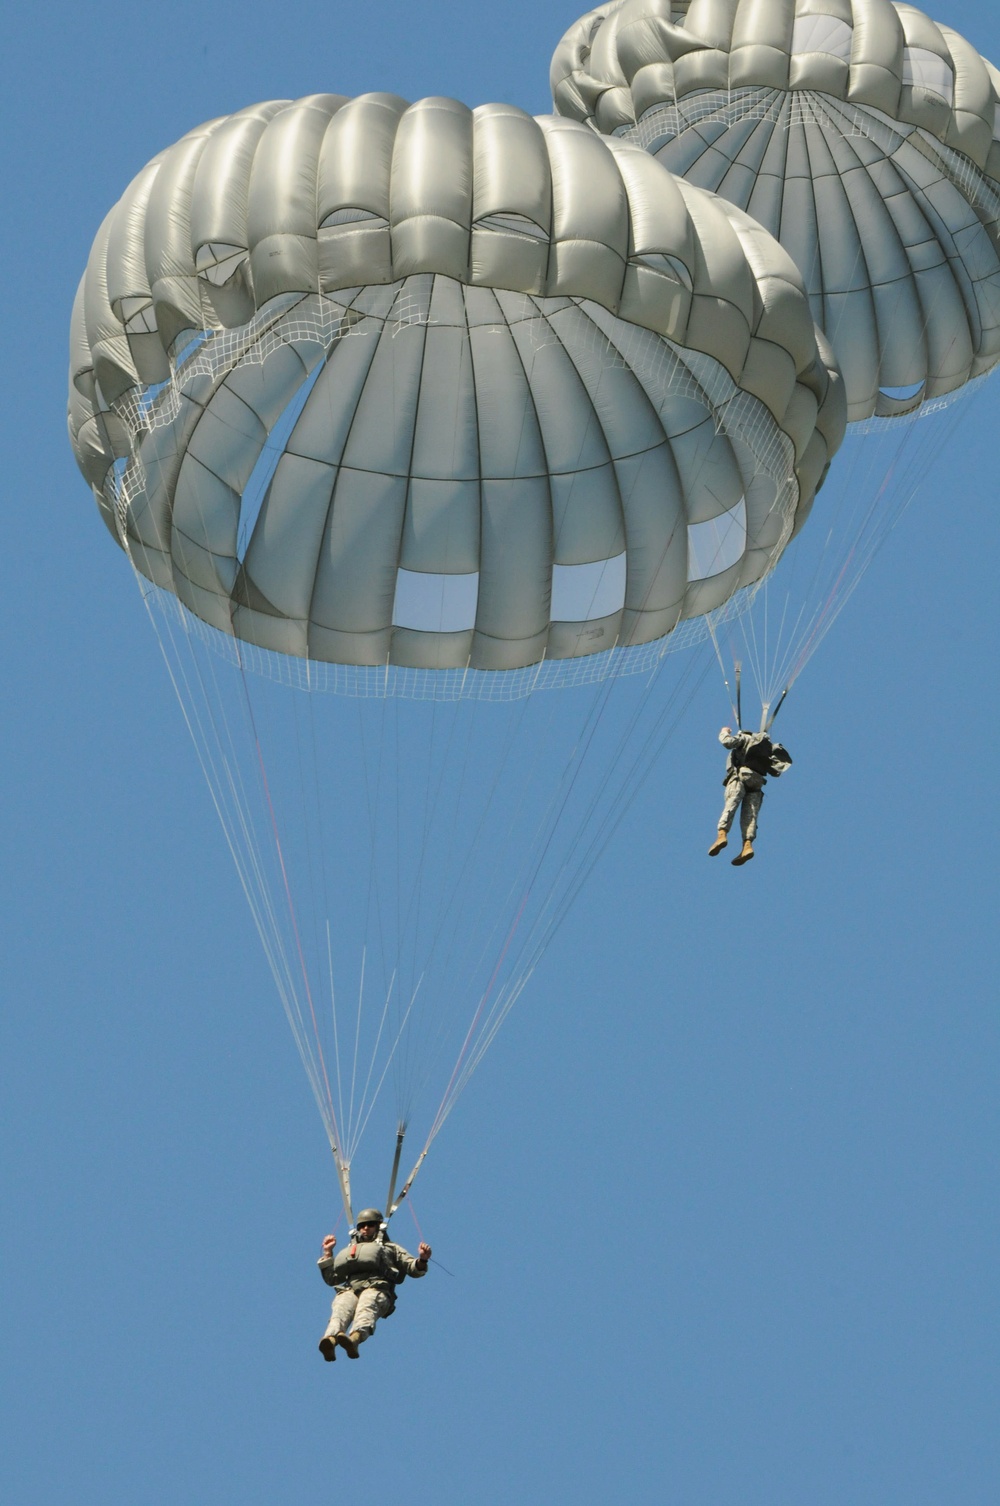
[317,1210,432,1361]
[709,727,793,866]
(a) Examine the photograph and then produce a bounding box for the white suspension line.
[345,966,398,1161]
[346,944,367,1148]
[419,641,713,1155]
[349,976,423,1162]
[326,921,346,1153]
[137,583,341,1147]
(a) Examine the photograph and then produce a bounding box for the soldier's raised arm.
[392,1239,432,1277]
[318,1233,338,1285]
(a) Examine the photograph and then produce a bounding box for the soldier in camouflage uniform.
[709,726,792,866]
[317,1209,431,1361]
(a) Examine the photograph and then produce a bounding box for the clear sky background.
[3,3,998,1503]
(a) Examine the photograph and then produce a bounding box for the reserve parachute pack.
[332,1238,399,1288]
[767,742,793,778]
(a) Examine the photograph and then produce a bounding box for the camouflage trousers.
[322,1287,392,1343]
[719,772,765,841]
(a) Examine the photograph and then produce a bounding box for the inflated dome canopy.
[552,0,1000,420]
[69,92,844,672]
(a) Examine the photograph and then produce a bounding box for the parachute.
[70,94,845,652]
[551,0,1000,720]
[552,0,1000,421]
[68,92,844,1218]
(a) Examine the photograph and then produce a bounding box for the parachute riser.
[332,1147,353,1228]
[385,1127,406,1219]
[764,685,790,733]
[388,1147,429,1221]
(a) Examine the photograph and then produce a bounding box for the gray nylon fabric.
[69,92,845,672]
[551,0,1000,420]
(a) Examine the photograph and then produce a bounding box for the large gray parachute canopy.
[551,0,1000,421]
[69,93,844,673]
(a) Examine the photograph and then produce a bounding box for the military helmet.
[354,1208,384,1227]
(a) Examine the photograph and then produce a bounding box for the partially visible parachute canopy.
[551,0,1000,421]
[69,93,844,674]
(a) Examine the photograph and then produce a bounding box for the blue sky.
[3,3,998,1502]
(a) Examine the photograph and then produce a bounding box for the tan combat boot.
[731,840,754,866]
[335,1330,360,1359]
[318,1336,337,1362]
[708,830,728,856]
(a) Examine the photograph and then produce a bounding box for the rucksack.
[739,734,774,776]
[767,741,792,777]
